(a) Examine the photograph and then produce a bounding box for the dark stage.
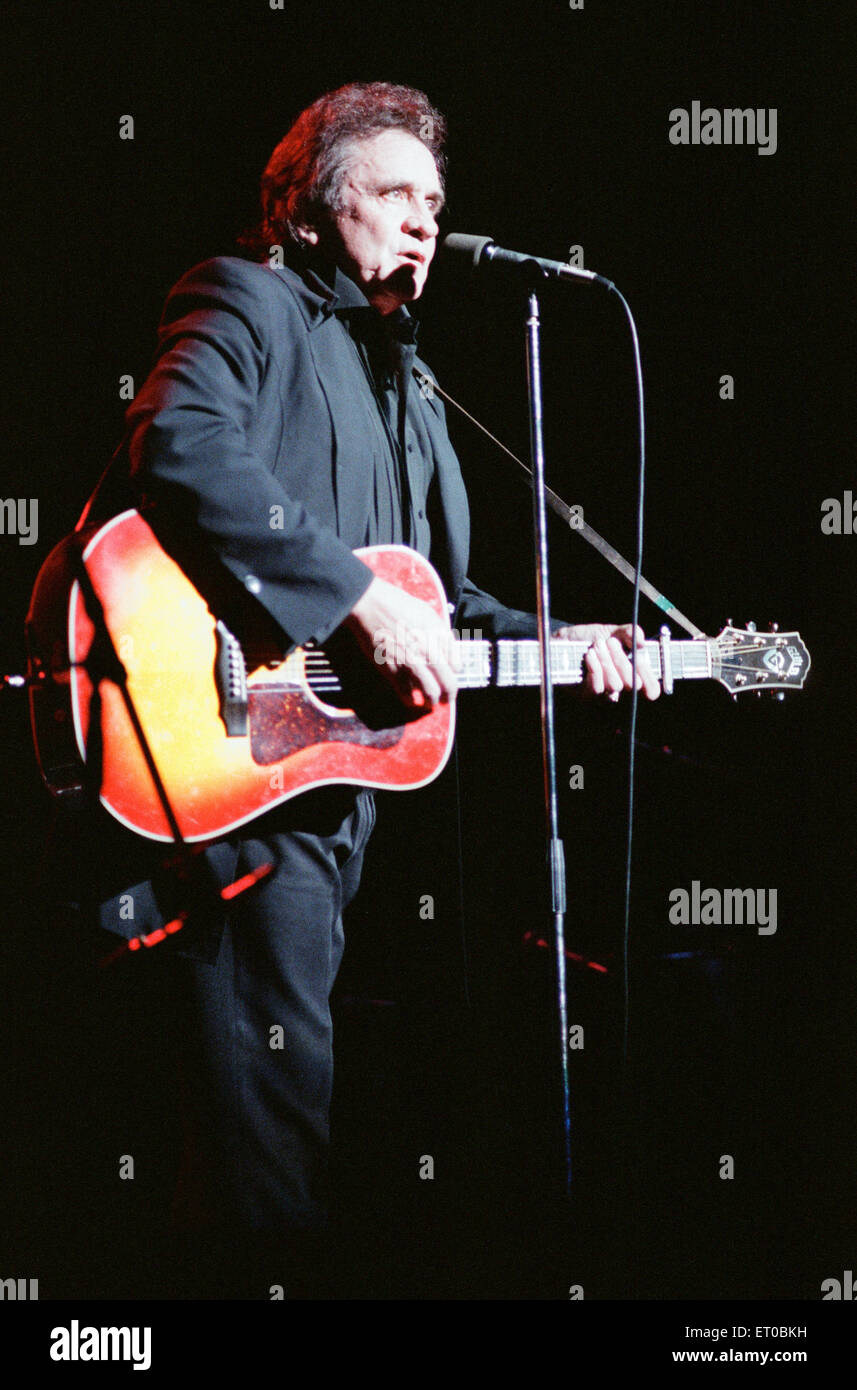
[1,0,854,1339]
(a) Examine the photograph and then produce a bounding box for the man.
[116,81,658,1295]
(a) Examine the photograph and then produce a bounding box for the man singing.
[116,80,658,1295]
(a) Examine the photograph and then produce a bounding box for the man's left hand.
[553,623,661,701]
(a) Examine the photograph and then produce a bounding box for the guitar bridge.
[214,620,248,736]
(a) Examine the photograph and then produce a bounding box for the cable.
[608,285,646,1077]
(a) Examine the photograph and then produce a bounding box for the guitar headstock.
[711,625,811,696]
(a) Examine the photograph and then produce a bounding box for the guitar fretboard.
[455,638,712,688]
[302,637,713,692]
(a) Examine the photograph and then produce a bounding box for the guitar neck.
[456,637,712,689]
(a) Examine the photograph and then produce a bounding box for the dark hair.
[239,81,447,259]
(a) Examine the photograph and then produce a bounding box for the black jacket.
[125,253,545,646]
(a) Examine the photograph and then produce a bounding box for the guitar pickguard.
[248,686,404,765]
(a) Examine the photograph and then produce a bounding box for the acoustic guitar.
[26,509,810,842]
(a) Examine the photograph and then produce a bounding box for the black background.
[1,0,855,1309]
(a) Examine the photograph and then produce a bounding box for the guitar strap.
[74,428,134,533]
[413,366,705,640]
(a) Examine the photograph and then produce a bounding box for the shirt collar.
[304,257,420,346]
[266,251,420,351]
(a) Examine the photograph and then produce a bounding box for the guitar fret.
[673,642,711,679]
[458,640,492,687]
[495,640,589,688]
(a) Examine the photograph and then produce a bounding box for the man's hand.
[554,623,660,701]
[345,576,458,712]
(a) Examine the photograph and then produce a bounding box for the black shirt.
[311,262,434,558]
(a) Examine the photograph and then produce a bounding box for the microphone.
[440,233,614,290]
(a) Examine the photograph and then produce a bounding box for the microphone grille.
[440,233,495,267]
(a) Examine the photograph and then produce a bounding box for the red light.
[221,863,274,900]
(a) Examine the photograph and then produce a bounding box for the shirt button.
[244,575,262,595]
[417,509,425,519]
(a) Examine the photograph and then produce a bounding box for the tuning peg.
[768,621,779,633]
[746,620,757,632]
[772,691,785,702]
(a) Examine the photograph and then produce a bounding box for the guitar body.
[27,511,455,842]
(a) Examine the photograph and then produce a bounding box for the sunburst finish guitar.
[26,509,810,843]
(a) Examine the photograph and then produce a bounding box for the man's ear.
[294,225,320,247]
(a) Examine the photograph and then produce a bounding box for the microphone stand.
[523,279,572,1195]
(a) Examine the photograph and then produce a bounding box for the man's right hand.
[345,576,458,712]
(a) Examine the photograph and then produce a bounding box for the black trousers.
[169,787,376,1248]
[65,785,377,1296]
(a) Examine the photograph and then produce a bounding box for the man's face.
[312,128,444,314]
